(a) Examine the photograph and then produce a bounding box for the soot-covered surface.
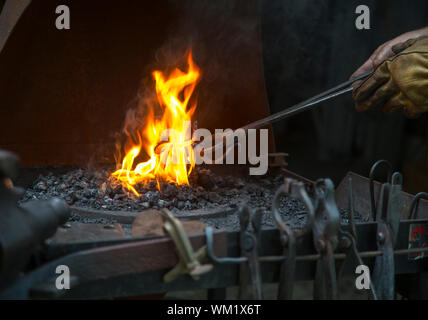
[19,165,367,231]
[20,166,284,212]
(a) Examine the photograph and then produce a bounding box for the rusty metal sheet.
[336,171,428,220]
[70,205,237,225]
[48,222,125,244]
[1,228,228,298]
[281,168,315,185]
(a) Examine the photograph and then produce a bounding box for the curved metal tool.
[161,209,213,283]
[193,71,374,154]
[371,172,403,299]
[240,70,373,131]
[205,226,247,264]
[205,206,265,299]
[369,160,393,220]
[238,205,263,300]
[272,178,315,299]
[336,176,378,300]
[409,192,428,220]
[312,179,340,300]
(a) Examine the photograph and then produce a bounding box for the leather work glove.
[353,36,428,118]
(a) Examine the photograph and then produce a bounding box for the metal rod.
[258,246,428,263]
[240,70,374,131]
[191,70,374,158]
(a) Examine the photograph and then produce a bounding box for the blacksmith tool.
[240,70,374,131]
[161,209,213,282]
[238,205,263,300]
[312,179,340,300]
[195,70,374,153]
[336,177,378,299]
[272,178,315,299]
[370,167,403,300]
[408,192,428,220]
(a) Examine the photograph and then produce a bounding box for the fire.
[111,51,200,196]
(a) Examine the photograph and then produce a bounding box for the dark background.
[261,0,428,193]
[0,0,428,193]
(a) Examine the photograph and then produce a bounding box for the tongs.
[241,70,374,131]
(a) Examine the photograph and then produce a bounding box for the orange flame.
[112,52,200,196]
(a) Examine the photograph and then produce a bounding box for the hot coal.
[20,166,279,212]
[19,165,367,231]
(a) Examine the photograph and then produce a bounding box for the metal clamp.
[238,205,263,300]
[272,178,314,299]
[336,177,378,299]
[161,209,213,283]
[312,178,340,300]
[371,172,403,299]
[205,205,264,299]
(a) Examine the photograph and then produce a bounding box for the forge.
[14,46,359,234]
[2,0,428,301]
[19,158,364,234]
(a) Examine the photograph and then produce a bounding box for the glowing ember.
[111,51,200,196]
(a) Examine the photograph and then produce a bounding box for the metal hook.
[205,226,247,264]
[369,160,393,220]
[409,192,428,220]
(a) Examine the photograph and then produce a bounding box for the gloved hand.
[353,36,428,118]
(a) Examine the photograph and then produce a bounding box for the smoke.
[114,0,265,166]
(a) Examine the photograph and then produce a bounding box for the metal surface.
[48,223,125,244]
[336,171,428,220]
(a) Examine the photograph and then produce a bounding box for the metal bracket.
[161,209,213,283]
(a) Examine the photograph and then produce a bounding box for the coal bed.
[19,165,367,232]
